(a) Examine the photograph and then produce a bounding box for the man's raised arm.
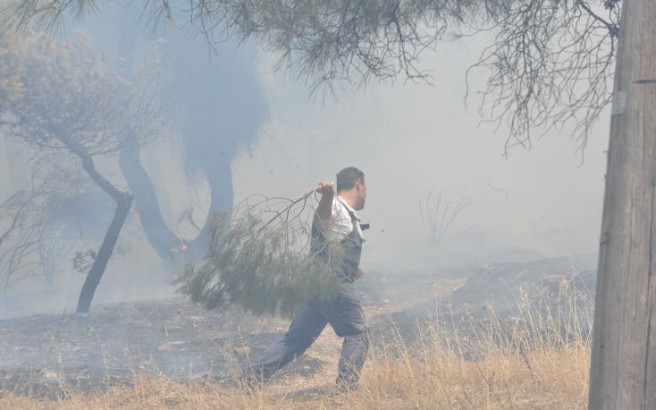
[313,181,335,230]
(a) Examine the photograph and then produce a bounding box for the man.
[241,166,369,392]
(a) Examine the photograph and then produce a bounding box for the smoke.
[0,14,609,320]
[233,36,609,272]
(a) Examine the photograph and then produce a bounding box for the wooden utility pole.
[589,0,656,408]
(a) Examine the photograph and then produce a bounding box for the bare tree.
[419,190,470,247]
[0,155,104,290]
[0,186,45,288]
[0,27,165,313]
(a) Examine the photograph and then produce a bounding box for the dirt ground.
[0,255,596,398]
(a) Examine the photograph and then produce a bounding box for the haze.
[0,2,609,317]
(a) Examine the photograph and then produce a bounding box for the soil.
[0,255,596,399]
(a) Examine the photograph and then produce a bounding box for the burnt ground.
[0,254,596,399]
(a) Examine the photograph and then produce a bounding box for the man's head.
[336,167,366,210]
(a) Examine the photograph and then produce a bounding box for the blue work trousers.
[243,282,369,387]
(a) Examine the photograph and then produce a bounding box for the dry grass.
[0,347,590,409]
[0,319,591,409]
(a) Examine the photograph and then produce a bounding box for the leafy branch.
[176,189,343,319]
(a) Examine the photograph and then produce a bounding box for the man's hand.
[316,181,335,195]
[314,180,335,229]
[355,267,365,280]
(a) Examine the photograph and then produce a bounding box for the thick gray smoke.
[0,15,608,318]
[232,38,609,273]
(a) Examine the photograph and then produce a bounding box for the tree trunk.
[589,0,656,407]
[58,135,136,314]
[119,143,178,259]
[76,192,133,314]
[115,13,179,260]
[187,159,234,254]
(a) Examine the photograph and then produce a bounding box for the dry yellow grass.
[1,276,592,409]
[0,326,590,409]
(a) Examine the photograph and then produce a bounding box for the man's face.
[355,179,367,210]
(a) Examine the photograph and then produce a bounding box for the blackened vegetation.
[0,255,596,398]
[0,367,129,400]
[367,255,596,361]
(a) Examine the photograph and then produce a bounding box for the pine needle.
[175,189,342,319]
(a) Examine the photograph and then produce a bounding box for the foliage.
[0,22,167,311]
[0,28,163,156]
[1,0,623,150]
[469,0,620,154]
[176,192,342,319]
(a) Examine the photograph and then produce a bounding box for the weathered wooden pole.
[589,0,656,408]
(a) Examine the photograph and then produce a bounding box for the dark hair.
[336,167,365,192]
